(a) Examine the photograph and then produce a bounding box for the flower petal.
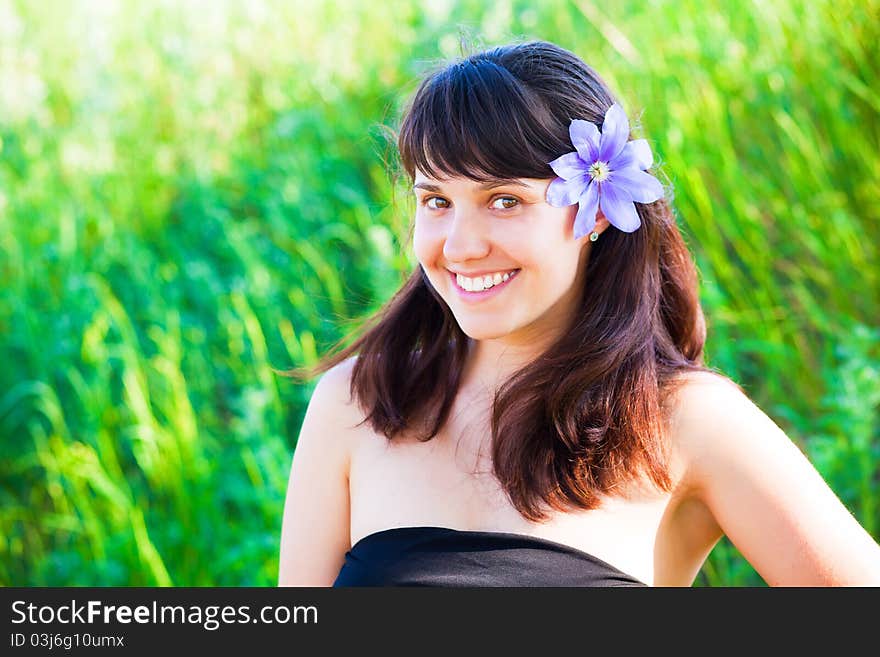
[569,119,600,163]
[599,181,641,232]
[598,103,630,162]
[629,139,653,169]
[609,139,653,171]
[573,181,599,240]
[548,151,587,180]
[607,167,664,203]
[546,173,589,207]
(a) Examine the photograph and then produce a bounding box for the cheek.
[412,226,428,264]
[412,219,443,263]
[554,205,579,241]
[522,207,580,259]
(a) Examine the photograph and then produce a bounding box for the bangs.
[398,56,568,182]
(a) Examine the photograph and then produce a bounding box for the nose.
[442,206,491,264]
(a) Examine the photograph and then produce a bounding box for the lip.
[448,269,520,303]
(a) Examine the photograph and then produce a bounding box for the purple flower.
[546,103,664,239]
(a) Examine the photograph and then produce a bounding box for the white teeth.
[455,269,518,293]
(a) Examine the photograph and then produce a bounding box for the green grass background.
[1,0,877,586]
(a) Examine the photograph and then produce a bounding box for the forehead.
[412,171,543,192]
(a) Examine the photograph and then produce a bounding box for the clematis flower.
[546,103,664,239]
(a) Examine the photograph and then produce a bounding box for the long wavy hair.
[286,40,726,521]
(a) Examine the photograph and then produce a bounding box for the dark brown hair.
[286,40,724,521]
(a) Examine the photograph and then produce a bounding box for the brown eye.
[426,197,450,210]
[491,196,519,210]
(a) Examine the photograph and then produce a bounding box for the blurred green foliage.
[1,0,877,586]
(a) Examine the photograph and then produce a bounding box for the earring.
[589,231,599,242]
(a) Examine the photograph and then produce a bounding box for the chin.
[453,317,516,341]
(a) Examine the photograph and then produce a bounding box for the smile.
[447,269,521,302]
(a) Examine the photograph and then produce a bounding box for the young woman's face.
[412,171,607,345]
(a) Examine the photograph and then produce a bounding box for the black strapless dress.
[332,526,647,587]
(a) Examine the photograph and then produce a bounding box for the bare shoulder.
[277,355,363,586]
[313,355,361,410]
[667,368,746,407]
[664,369,880,585]
[663,370,747,483]
[305,355,364,471]
[313,354,359,405]
[667,367,747,423]
[665,368,800,498]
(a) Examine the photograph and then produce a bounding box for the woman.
[277,40,880,586]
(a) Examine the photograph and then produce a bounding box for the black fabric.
[333,526,647,587]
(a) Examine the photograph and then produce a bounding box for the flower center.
[588,161,610,182]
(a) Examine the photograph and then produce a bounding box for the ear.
[593,211,611,235]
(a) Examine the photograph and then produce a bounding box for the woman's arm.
[673,372,880,586]
[278,359,358,586]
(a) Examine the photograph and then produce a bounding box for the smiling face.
[412,171,608,347]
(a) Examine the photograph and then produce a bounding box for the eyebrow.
[412,179,531,192]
